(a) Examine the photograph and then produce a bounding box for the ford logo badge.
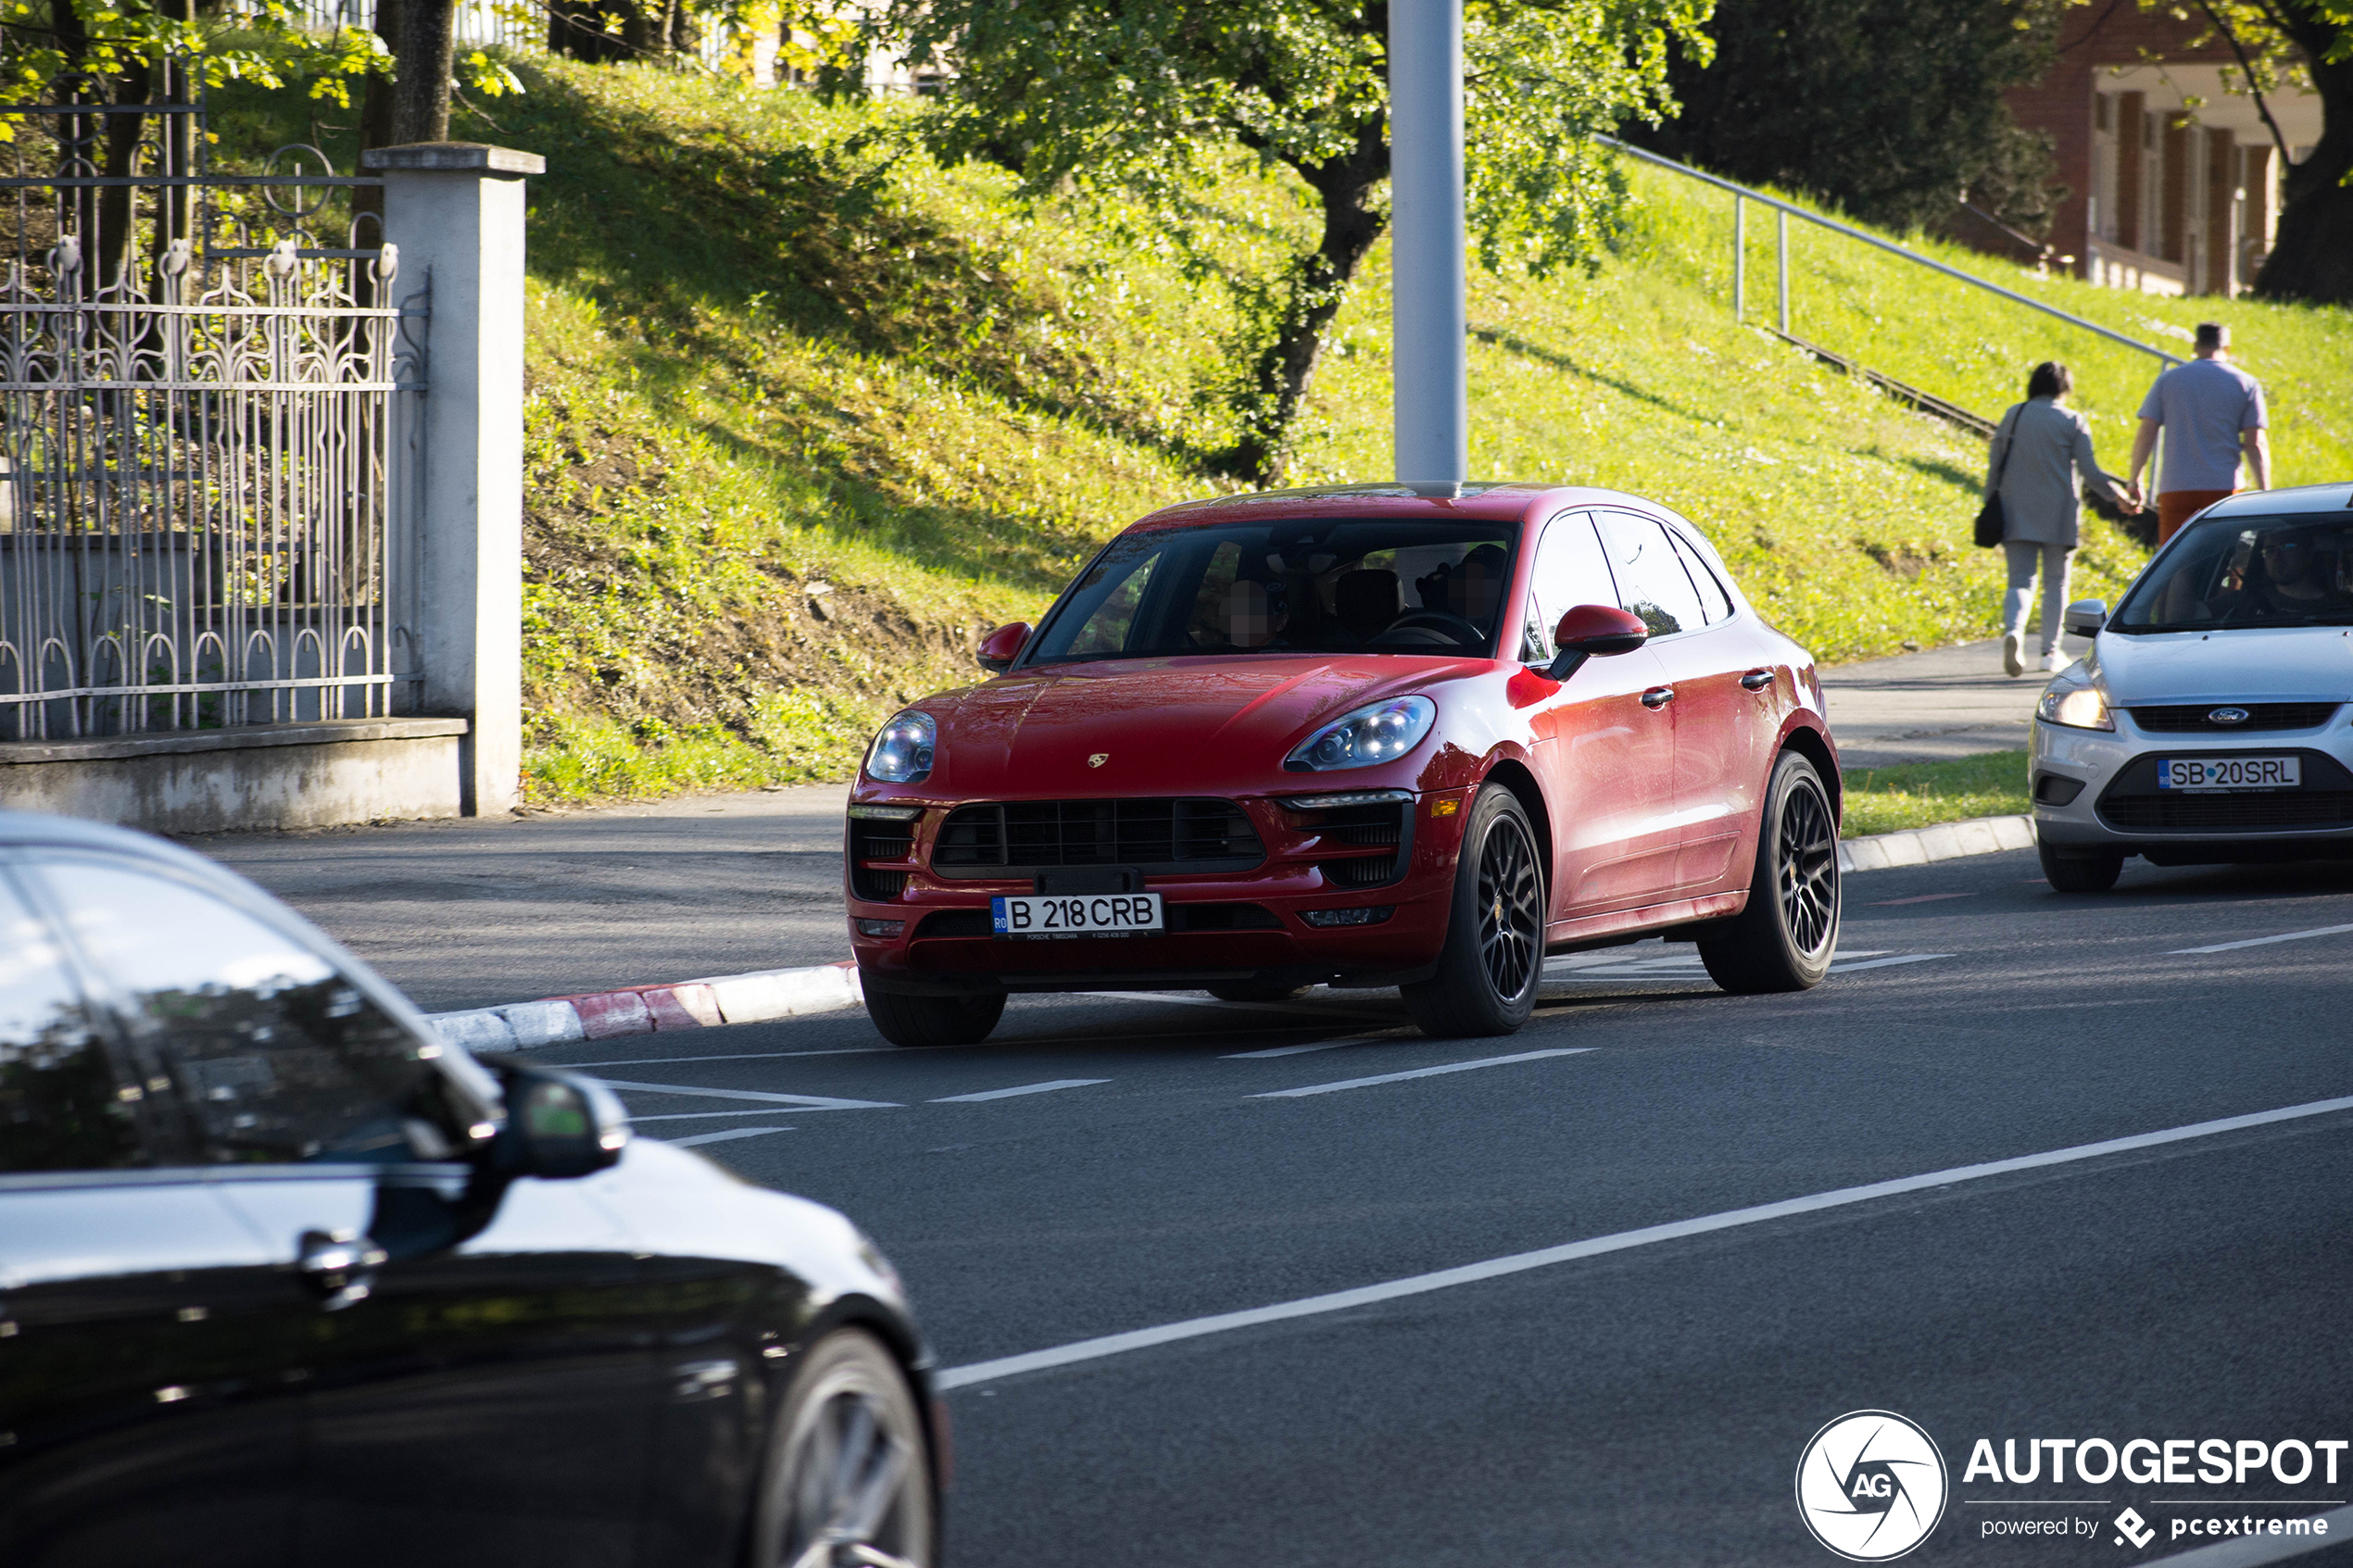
[2208,707,2250,725]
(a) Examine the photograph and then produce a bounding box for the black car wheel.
[865,987,1005,1048]
[2038,838,2124,893]
[1697,750,1841,993]
[1401,785,1544,1038]
[751,1328,937,1568]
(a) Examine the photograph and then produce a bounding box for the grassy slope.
[215,62,2353,802]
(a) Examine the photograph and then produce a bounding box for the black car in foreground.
[0,811,940,1568]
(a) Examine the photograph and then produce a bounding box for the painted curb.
[430,960,863,1054]
[1839,813,2033,873]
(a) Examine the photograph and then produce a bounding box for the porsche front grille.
[931,798,1265,877]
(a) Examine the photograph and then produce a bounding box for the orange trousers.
[2158,489,2234,545]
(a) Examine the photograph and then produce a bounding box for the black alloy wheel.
[865,986,1005,1048]
[1402,785,1544,1037]
[1698,750,1841,993]
[751,1329,937,1568]
[2038,838,2124,893]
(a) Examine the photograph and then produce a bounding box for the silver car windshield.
[1024,519,1521,665]
[2111,515,2353,633]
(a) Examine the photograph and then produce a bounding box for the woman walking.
[1984,362,2140,675]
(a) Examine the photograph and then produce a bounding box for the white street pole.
[1389,0,1466,483]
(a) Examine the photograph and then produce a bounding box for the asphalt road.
[504,847,2353,1568]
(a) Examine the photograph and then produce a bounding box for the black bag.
[1976,407,2018,548]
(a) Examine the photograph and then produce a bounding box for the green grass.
[209,62,2350,802]
[1841,750,2032,837]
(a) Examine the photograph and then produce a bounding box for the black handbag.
[1975,408,2017,547]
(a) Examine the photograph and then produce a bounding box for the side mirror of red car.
[976,622,1031,673]
[1546,605,1649,680]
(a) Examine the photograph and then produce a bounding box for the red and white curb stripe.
[428,960,864,1054]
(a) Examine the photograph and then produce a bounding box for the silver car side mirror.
[2062,598,2108,637]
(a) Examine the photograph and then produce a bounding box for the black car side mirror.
[490,1067,629,1179]
[1544,604,1652,681]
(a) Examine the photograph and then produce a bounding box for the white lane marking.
[593,1077,901,1110]
[566,1047,899,1067]
[928,1078,1110,1104]
[665,1125,793,1148]
[1223,1037,1387,1059]
[1252,1048,1594,1099]
[1079,991,1393,1020]
[632,1108,815,1123]
[2170,922,2353,955]
[937,1093,2353,1391]
[1829,954,1953,973]
[2144,1503,2353,1567]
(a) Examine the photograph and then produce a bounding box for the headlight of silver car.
[864,709,937,782]
[2036,684,2113,732]
[1286,696,1436,771]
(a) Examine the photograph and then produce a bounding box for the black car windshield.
[1024,518,1521,665]
[2112,514,2353,633]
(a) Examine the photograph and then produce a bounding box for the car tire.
[749,1327,937,1568]
[1697,750,1841,994]
[1205,980,1313,1004]
[1400,785,1544,1038]
[865,986,1005,1048]
[2038,840,2124,893]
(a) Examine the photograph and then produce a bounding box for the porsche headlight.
[1286,696,1436,771]
[2036,684,2113,732]
[864,709,937,782]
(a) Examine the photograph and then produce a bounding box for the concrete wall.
[0,718,468,834]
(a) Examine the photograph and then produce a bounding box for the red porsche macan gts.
[843,483,1842,1047]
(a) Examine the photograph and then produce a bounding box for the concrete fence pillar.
[363,141,544,815]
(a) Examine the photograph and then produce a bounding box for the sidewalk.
[1819,633,2085,769]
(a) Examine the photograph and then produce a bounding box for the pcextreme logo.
[1796,1410,1952,1562]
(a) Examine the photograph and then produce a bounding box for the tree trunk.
[389,0,458,144]
[2252,45,2352,306]
[1228,125,1390,488]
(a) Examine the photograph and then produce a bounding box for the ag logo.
[1795,1410,1949,1561]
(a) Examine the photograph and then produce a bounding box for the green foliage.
[829,0,1713,481]
[1628,0,2064,234]
[0,0,386,117]
[1841,750,2031,836]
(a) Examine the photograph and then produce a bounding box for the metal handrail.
[1597,135,2183,368]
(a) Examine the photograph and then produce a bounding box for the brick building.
[2005,1,2323,295]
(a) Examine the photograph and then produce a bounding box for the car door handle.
[1641,685,1675,709]
[1741,669,1776,692]
[297,1228,387,1312]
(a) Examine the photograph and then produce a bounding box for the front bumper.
[2031,710,2353,859]
[843,788,1473,996]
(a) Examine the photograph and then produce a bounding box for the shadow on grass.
[1471,324,1719,428]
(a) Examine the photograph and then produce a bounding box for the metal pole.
[1777,207,1790,335]
[1389,0,1466,483]
[1732,194,1744,321]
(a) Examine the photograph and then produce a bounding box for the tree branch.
[2199,0,2299,167]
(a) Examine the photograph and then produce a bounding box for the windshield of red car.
[2112,515,2353,633]
[1023,519,1522,666]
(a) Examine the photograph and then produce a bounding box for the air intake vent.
[849,817,916,900]
[1292,798,1413,891]
[931,798,1264,877]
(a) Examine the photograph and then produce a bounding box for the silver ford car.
[2032,482,2353,891]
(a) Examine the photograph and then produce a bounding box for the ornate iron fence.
[0,77,425,742]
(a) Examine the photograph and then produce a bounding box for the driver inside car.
[1225,576,1292,649]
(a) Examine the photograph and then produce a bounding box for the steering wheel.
[1372,609,1485,647]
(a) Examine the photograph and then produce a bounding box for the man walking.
[2126,322,2270,546]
